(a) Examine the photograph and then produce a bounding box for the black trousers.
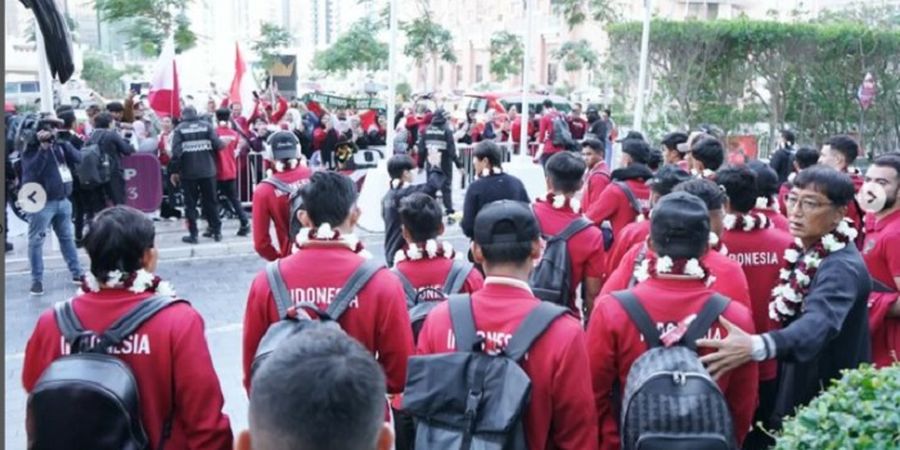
[71,186,105,240]
[182,177,220,236]
[743,379,778,450]
[105,173,127,206]
[217,179,248,225]
[437,163,454,214]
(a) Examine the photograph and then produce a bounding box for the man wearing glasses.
[696,165,872,434]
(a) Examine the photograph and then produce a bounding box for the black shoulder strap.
[627,243,650,288]
[442,260,473,294]
[262,177,293,194]
[873,278,896,293]
[612,290,661,348]
[551,217,593,242]
[99,295,185,348]
[681,294,731,351]
[327,259,384,320]
[266,261,293,318]
[448,294,477,352]
[392,268,418,307]
[503,302,568,361]
[53,299,86,344]
[614,181,642,215]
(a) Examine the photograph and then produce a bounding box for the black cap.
[582,138,605,152]
[649,164,691,195]
[650,192,710,259]
[622,138,651,165]
[268,131,300,160]
[661,131,689,152]
[586,106,599,114]
[473,200,539,246]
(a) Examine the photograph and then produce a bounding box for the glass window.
[20,82,39,93]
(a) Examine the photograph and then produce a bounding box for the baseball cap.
[649,164,691,195]
[473,200,540,246]
[268,131,300,160]
[661,131,689,152]
[622,138,651,165]
[650,192,710,259]
[677,131,712,153]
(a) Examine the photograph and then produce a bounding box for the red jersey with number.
[587,278,758,450]
[862,209,900,367]
[250,166,312,261]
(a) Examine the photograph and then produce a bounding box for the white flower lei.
[294,223,372,259]
[755,197,780,213]
[634,254,716,287]
[723,212,771,232]
[394,240,456,263]
[390,178,407,189]
[479,166,502,178]
[78,269,176,297]
[540,192,581,213]
[692,168,716,179]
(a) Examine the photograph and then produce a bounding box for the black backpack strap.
[392,268,419,308]
[442,259,473,294]
[97,295,185,350]
[503,302,568,361]
[266,260,293,318]
[326,259,384,320]
[627,243,650,288]
[53,299,88,344]
[448,294,478,352]
[873,278,896,293]
[681,293,731,351]
[614,181,643,215]
[612,290,662,348]
[262,177,293,194]
[551,217,593,242]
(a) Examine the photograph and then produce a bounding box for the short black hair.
[399,193,443,242]
[792,165,856,207]
[673,178,726,211]
[106,101,124,112]
[873,153,900,177]
[387,154,415,180]
[215,108,231,122]
[825,135,859,165]
[716,165,758,213]
[479,220,535,264]
[781,129,796,146]
[648,148,663,171]
[661,132,689,152]
[249,326,386,450]
[582,139,605,156]
[473,140,503,168]
[545,152,586,193]
[300,172,358,227]
[794,146,820,170]
[93,112,113,129]
[691,138,725,171]
[57,108,76,129]
[83,206,156,283]
[747,160,780,198]
[542,99,554,109]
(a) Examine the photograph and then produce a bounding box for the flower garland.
[769,219,858,323]
[723,212,771,232]
[78,269,177,297]
[294,223,372,258]
[693,168,716,180]
[479,166,502,178]
[755,196,780,213]
[539,192,581,213]
[390,179,407,189]
[633,253,716,287]
[394,240,456,263]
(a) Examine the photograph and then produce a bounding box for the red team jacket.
[251,166,312,261]
[601,243,753,311]
[567,116,588,140]
[533,200,607,313]
[722,225,794,381]
[862,209,900,367]
[394,256,484,295]
[22,290,233,450]
[587,278,758,450]
[756,206,790,233]
[214,126,240,181]
[416,280,600,450]
[242,246,414,393]
[582,162,611,213]
[606,220,649,272]
[538,112,564,156]
[586,180,651,234]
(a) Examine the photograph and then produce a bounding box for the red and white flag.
[229,42,257,118]
[147,37,180,119]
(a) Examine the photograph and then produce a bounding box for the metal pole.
[519,0,534,157]
[386,0,399,150]
[633,0,652,132]
[35,17,54,113]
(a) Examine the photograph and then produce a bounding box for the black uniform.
[86,127,134,205]
[417,109,461,215]
[169,107,224,239]
[381,167,446,267]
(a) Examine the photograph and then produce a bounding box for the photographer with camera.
[21,115,85,296]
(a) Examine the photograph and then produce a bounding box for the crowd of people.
[11,87,900,450]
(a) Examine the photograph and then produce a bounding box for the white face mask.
[858,182,887,213]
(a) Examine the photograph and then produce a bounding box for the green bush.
[775,364,900,450]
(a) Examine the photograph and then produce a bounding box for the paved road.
[3,228,470,448]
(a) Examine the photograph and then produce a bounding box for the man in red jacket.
[243,171,414,393]
[534,152,607,317]
[819,134,866,248]
[251,131,312,261]
[580,138,611,213]
[586,138,654,235]
[416,200,599,450]
[716,165,794,449]
[535,99,564,165]
[23,206,233,449]
[567,102,589,140]
[588,192,758,450]
[214,109,250,236]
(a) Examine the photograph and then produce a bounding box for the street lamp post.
[633,0,652,132]
[35,17,54,113]
[519,0,535,158]
[386,0,399,152]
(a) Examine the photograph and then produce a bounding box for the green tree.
[251,22,294,88]
[94,0,196,56]
[402,13,456,89]
[81,52,126,97]
[553,0,620,29]
[314,18,387,74]
[489,31,524,82]
[553,39,599,72]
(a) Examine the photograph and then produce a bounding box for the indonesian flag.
[229,42,256,118]
[148,37,180,119]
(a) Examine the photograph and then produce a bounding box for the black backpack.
[529,217,593,307]
[77,140,112,188]
[261,177,304,243]
[612,291,736,450]
[251,259,384,376]
[393,259,474,341]
[27,295,184,450]
[614,181,646,219]
[403,296,568,450]
[550,114,576,150]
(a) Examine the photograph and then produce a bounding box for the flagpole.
[386,0,399,151]
[633,0,652,132]
[519,0,534,158]
[35,17,54,113]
